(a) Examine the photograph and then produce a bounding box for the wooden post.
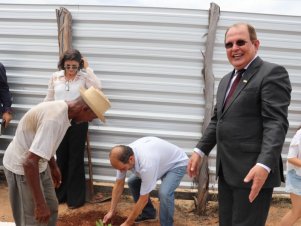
[195,155,209,214]
[86,133,95,201]
[195,2,220,215]
[56,7,72,58]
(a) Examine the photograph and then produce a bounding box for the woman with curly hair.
[44,49,101,208]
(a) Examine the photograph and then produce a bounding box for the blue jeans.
[127,165,186,226]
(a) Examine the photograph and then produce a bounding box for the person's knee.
[159,189,171,202]
[127,177,135,188]
[127,176,140,188]
[49,198,59,213]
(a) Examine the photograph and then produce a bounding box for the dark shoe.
[134,214,157,223]
[68,204,84,209]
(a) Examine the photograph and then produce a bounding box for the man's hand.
[103,210,114,225]
[120,222,132,226]
[50,165,61,188]
[82,57,89,69]
[2,112,12,128]
[187,152,202,177]
[35,202,51,224]
[49,157,62,188]
[244,165,269,203]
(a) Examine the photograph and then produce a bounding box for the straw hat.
[80,86,111,122]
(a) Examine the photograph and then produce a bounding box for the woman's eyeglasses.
[64,65,79,70]
[225,40,247,49]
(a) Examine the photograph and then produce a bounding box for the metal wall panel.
[0,3,300,193]
[0,3,206,189]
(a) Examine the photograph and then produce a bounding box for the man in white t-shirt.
[2,87,110,226]
[103,136,188,226]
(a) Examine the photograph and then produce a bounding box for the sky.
[199,0,301,16]
[2,0,301,17]
[136,0,301,16]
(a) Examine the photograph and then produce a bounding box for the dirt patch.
[55,197,217,226]
[57,209,126,226]
[1,172,301,226]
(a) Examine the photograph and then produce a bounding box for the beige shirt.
[3,101,71,175]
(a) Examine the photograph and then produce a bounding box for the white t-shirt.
[287,129,301,176]
[3,101,71,175]
[116,136,188,195]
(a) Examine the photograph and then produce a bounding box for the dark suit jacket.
[196,56,291,188]
[0,62,13,113]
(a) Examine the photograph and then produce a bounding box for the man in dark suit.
[187,23,291,226]
[0,62,13,129]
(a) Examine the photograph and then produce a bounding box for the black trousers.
[218,175,273,226]
[55,121,88,207]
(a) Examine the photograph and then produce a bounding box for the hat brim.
[80,87,110,123]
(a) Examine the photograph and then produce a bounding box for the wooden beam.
[56,7,73,58]
[196,2,220,215]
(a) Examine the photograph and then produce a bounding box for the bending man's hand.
[50,165,61,188]
[187,152,202,178]
[244,165,269,203]
[103,210,114,225]
[35,202,51,224]
[49,158,62,188]
[120,222,132,226]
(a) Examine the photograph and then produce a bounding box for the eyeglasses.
[225,40,248,49]
[64,65,79,70]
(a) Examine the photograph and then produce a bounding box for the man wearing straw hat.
[2,86,110,226]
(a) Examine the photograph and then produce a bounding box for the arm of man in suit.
[188,105,218,177]
[0,63,13,127]
[244,64,291,203]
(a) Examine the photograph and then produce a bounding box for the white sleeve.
[139,165,159,195]
[116,170,127,180]
[83,67,102,89]
[287,131,301,159]
[29,120,67,160]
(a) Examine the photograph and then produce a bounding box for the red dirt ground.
[1,177,301,225]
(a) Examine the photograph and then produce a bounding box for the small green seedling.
[95,219,111,226]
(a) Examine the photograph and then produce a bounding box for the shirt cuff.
[193,147,205,157]
[256,163,271,173]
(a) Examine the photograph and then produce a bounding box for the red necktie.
[223,69,246,108]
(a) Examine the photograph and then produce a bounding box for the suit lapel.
[217,71,233,113]
[222,57,263,113]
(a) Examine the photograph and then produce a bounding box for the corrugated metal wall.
[0,3,300,193]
